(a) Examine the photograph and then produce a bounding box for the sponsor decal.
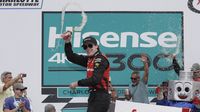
[188,0,200,14]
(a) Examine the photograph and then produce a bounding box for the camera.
[22,74,27,77]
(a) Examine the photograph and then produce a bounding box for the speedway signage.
[0,0,43,9]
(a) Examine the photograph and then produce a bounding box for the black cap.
[83,36,97,45]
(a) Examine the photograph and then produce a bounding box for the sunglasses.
[82,44,93,50]
[130,77,138,80]
[16,88,25,91]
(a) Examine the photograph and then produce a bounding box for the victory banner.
[42,11,183,100]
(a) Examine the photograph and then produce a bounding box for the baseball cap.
[13,83,27,90]
[82,36,97,45]
[191,63,200,71]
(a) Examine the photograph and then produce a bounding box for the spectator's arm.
[0,84,4,93]
[3,73,24,91]
[141,55,149,84]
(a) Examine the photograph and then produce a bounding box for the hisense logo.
[0,0,43,9]
[48,27,179,49]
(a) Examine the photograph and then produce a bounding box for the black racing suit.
[65,42,110,112]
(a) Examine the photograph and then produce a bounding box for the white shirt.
[0,82,14,112]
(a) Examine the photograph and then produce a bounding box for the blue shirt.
[169,101,197,112]
[129,80,149,104]
[3,96,31,112]
[157,100,199,112]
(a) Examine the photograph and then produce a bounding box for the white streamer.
[61,2,87,33]
[53,2,87,52]
[161,35,182,66]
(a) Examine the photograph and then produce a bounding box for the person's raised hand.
[61,31,72,43]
